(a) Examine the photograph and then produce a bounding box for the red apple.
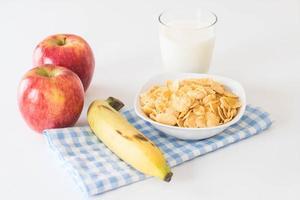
[18,64,84,133]
[33,34,95,91]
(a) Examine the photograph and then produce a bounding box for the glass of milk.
[159,8,217,73]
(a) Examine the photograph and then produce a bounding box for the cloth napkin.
[44,105,272,197]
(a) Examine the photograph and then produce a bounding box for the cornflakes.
[140,78,242,128]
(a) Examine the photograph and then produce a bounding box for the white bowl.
[134,73,246,140]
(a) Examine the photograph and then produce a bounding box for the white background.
[0,0,299,199]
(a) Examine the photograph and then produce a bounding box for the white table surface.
[0,0,299,199]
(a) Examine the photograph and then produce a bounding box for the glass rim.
[158,9,218,30]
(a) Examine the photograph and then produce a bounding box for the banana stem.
[106,97,125,111]
[164,172,173,182]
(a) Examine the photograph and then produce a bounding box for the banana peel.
[87,97,173,182]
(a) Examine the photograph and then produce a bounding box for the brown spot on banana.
[116,130,131,140]
[133,134,148,141]
[116,130,123,135]
[149,142,155,147]
[132,133,156,146]
[133,134,149,142]
[98,105,113,112]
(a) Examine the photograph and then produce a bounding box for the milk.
[159,20,216,73]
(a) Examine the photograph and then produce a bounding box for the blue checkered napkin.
[44,105,272,197]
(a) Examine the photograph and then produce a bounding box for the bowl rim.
[134,72,246,131]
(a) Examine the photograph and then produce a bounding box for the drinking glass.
[159,8,217,73]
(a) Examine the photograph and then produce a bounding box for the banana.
[87,97,173,182]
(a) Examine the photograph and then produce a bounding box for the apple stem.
[57,37,67,46]
[106,97,125,111]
